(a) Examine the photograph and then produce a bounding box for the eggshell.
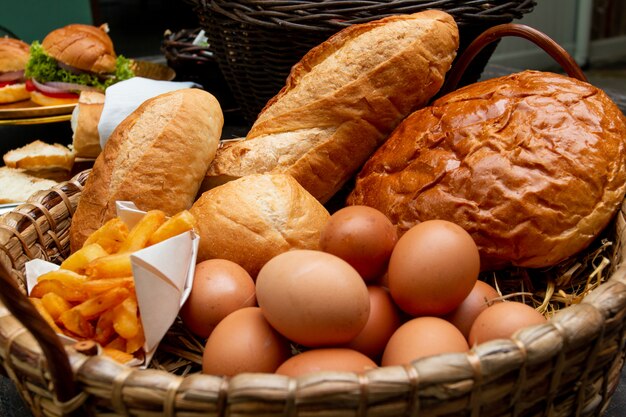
[443,280,501,340]
[256,250,370,347]
[275,348,377,377]
[180,259,256,338]
[343,286,403,359]
[468,301,547,346]
[320,205,398,282]
[388,220,480,316]
[202,307,291,376]
[381,316,469,366]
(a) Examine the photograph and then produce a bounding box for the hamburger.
[24,23,134,106]
[0,37,31,104]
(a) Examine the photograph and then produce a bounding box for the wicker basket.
[2,24,626,417]
[161,27,241,121]
[189,0,537,124]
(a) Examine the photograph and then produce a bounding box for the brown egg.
[256,250,370,347]
[443,280,501,340]
[381,316,469,366]
[469,301,547,346]
[202,307,291,376]
[320,205,397,282]
[276,348,377,377]
[180,259,257,338]
[388,220,480,316]
[343,286,403,359]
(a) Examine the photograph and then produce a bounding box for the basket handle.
[440,23,588,96]
[0,258,79,410]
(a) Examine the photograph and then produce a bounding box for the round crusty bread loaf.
[69,88,223,252]
[42,24,116,73]
[348,70,626,271]
[0,37,30,72]
[190,173,330,278]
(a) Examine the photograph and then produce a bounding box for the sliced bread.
[0,167,59,204]
[3,140,75,172]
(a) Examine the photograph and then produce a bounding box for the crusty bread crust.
[3,140,75,171]
[42,24,116,73]
[0,37,29,72]
[348,70,626,270]
[190,173,330,278]
[203,10,459,203]
[69,88,223,252]
[0,83,29,104]
[71,91,105,158]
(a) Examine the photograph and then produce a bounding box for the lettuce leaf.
[25,41,134,91]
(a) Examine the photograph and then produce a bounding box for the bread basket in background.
[187,0,536,124]
[2,23,626,417]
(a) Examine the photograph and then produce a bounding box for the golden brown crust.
[204,10,459,203]
[0,37,30,72]
[190,173,330,278]
[71,91,105,158]
[348,70,626,270]
[69,88,223,252]
[42,24,116,73]
[0,83,29,104]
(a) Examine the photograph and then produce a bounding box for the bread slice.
[0,167,58,204]
[3,140,75,171]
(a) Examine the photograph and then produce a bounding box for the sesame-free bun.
[190,173,331,279]
[29,90,78,106]
[348,71,626,271]
[0,37,30,72]
[41,24,117,73]
[0,83,29,104]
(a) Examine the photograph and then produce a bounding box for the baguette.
[202,10,459,203]
[69,88,223,251]
[71,91,105,158]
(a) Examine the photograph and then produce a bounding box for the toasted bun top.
[348,70,626,271]
[42,24,116,73]
[0,37,30,72]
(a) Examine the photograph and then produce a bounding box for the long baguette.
[202,10,459,203]
[70,88,223,251]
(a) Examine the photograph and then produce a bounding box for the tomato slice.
[0,80,18,88]
[25,79,80,99]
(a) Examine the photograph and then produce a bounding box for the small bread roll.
[70,88,223,251]
[71,91,105,158]
[190,173,330,278]
[348,71,626,271]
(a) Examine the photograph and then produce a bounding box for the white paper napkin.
[98,77,199,148]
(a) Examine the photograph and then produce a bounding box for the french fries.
[28,208,195,365]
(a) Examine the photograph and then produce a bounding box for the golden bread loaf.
[41,24,117,73]
[203,10,459,203]
[348,70,626,271]
[69,88,223,251]
[190,173,330,278]
[71,91,105,158]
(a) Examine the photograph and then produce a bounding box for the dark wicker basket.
[189,0,536,124]
[161,27,241,121]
